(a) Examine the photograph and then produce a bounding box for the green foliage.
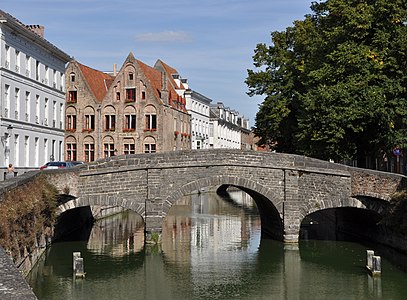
[0,175,58,261]
[246,0,407,163]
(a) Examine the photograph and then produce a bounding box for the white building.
[209,102,249,149]
[0,10,71,179]
[185,90,211,149]
[153,59,250,150]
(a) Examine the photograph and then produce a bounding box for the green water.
[27,191,407,300]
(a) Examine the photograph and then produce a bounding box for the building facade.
[65,53,191,162]
[185,90,211,149]
[153,60,251,151]
[0,10,70,179]
[209,102,250,149]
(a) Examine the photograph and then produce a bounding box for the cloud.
[135,31,193,43]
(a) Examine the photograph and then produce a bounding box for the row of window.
[191,101,209,115]
[6,134,62,167]
[66,140,157,162]
[68,88,145,104]
[66,114,157,132]
[3,84,64,128]
[5,44,64,90]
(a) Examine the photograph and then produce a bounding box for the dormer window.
[129,73,134,81]
[70,72,76,82]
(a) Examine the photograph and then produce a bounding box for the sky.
[2,0,312,126]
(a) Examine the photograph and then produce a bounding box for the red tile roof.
[136,59,163,101]
[156,59,185,90]
[77,62,114,102]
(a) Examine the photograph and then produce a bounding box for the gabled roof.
[137,58,187,112]
[155,59,186,90]
[136,59,163,101]
[76,62,114,102]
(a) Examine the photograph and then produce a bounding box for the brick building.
[65,53,190,162]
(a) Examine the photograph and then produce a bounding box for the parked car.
[40,161,75,170]
[70,161,84,166]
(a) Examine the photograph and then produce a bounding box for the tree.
[246,0,407,166]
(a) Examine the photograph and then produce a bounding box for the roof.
[137,59,186,112]
[0,9,71,62]
[155,59,186,90]
[77,62,114,102]
[136,59,163,101]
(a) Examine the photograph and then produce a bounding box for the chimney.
[113,64,117,76]
[26,25,45,38]
[161,72,169,104]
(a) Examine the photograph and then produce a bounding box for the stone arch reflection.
[299,207,382,241]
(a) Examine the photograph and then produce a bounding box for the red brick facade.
[65,53,190,162]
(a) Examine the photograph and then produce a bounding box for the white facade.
[209,102,249,149]
[0,10,70,179]
[185,90,211,149]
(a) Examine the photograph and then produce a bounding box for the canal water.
[27,191,407,300]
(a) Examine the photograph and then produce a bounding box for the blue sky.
[2,0,312,125]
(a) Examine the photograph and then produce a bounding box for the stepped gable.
[154,59,187,112]
[77,62,114,102]
[156,59,186,90]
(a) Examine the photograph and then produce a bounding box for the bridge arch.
[164,175,284,240]
[57,192,146,218]
[164,175,282,214]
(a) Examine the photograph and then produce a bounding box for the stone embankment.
[0,247,37,300]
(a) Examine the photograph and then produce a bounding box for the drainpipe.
[283,169,286,235]
[97,105,102,159]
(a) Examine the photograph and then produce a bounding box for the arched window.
[83,106,95,131]
[103,135,115,158]
[143,136,156,153]
[124,105,136,131]
[83,136,95,162]
[123,137,136,154]
[103,105,116,131]
[144,105,157,131]
[66,136,77,161]
[66,106,77,132]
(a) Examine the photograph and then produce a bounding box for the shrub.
[0,174,58,261]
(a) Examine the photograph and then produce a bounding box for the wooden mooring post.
[366,250,381,276]
[73,252,85,278]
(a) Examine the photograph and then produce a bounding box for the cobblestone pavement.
[0,247,37,300]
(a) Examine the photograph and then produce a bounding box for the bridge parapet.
[349,168,406,201]
[0,170,40,202]
[80,149,351,176]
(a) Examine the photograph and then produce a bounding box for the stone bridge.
[3,149,407,243]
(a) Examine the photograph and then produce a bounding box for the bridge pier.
[282,169,301,244]
[144,213,163,244]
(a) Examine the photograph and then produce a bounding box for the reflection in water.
[88,211,145,256]
[28,190,407,300]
